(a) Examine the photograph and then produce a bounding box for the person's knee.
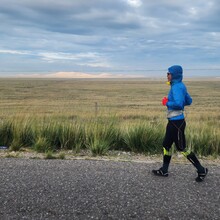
[163,147,172,156]
[181,149,191,157]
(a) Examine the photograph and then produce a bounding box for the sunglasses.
[167,73,171,76]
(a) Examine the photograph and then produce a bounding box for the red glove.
[162,97,168,106]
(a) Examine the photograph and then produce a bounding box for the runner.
[152,65,208,182]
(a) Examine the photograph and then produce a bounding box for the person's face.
[167,73,172,82]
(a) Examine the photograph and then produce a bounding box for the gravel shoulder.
[0,149,220,165]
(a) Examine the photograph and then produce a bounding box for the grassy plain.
[0,78,219,156]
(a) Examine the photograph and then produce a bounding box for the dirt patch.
[0,148,219,165]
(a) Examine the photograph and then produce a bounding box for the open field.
[0,78,219,156]
[1,78,220,121]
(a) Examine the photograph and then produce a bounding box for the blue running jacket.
[166,65,192,120]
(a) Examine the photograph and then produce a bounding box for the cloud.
[0,0,220,76]
[39,52,98,61]
[0,49,111,69]
[16,71,144,78]
[1,0,219,35]
[0,49,30,55]
[125,0,142,8]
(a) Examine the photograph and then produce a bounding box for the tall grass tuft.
[2,118,35,151]
[0,120,13,146]
[15,121,35,148]
[10,139,24,151]
[36,121,86,151]
[39,122,61,151]
[33,136,51,153]
[58,122,85,151]
[187,125,220,156]
[86,120,118,156]
[123,122,163,154]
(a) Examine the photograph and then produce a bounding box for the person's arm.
[185,92,192,106]
[166,85,184,110]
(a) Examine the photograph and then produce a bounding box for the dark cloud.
[0,0,140,35]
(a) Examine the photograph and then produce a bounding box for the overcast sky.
[0,0,220,78]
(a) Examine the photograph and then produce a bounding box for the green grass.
[33,136,51,153]
[0,78,219,156]
[123,122,163,154]
[86,120,118,156]
[45,150,57,159]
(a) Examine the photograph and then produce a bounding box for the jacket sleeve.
[166,85,184,110]
[185,92,192,106]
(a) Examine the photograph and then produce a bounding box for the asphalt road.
[0,158,219,220]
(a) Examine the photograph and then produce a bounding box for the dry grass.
[0,78,219,156]
[0,78,219,125]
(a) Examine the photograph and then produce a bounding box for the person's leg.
[173,120,208,182]
[182,150,204,172]
[152,147,172,176]
[152,121,173,177]
[181,150,208,182]
[162,147,172,172]
[172,119,186,151]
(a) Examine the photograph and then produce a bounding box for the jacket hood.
[168,65,183,83]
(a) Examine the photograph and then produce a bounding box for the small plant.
[123,123,163,154]
[40,123,61,150]
[88,139,110,156]
[10,139,24,151]
[86,120,117,156]
[33,137,51,153]
[0,121,13,146]
[45,150,56,159]
[187,126,220,156]
[59,123,85,150]
[57,152,66,159]
[18,123,35,147]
